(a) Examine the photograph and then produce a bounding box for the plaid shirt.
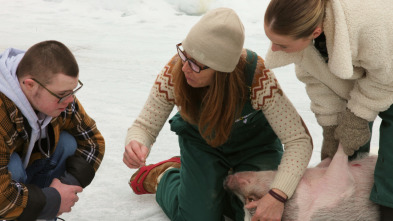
[0,92,105,220]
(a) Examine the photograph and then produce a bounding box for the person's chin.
[49,109,65,117]
[187,80,204,88]
[186,79,197,87]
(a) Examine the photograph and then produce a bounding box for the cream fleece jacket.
[125,50,313,198]
[265,0,393,126]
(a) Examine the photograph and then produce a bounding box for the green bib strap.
[244,49,258,88]
[239,49,258,116]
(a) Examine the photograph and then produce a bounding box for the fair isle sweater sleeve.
[125,56,177,149]
[251,57,313,198]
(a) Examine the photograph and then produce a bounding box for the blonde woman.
[263,0,393,219]
[123,8,312,221]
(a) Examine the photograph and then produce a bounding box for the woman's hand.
[245,188,286,221]
[123,140,149,168]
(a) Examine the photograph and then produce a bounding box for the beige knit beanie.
[182,8,245,73]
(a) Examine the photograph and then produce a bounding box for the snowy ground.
[0,0,380,220]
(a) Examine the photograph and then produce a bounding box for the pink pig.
[224,145,380,220]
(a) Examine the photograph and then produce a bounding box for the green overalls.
[156,50,284,221]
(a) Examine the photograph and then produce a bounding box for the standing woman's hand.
[123,140,149,168]
[334,108,370,156]
[245,188,286,221]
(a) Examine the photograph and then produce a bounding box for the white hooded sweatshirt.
[0,48,52,168]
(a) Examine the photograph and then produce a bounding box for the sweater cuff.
[269,170,302,199]
[60,171,82,186]
[347,102,378,122]
[125,128,153,149]
[38,187,61,219]
[18,184,46,221]
[315,113,339,127]
[66,155,95,188]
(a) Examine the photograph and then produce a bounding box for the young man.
[0,40,105,220]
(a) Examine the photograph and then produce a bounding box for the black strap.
[314,32,329,63]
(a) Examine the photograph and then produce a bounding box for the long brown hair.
[173,55,248,147]
[265,0,326,39]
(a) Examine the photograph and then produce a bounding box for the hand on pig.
[244,189,285,221]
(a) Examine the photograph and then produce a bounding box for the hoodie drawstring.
[37,118,50,158]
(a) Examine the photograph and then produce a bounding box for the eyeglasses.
[32,78,83,103]
[176,43,209,73]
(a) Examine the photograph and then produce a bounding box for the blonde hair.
[173,56,248,147]
[265,0,326,39]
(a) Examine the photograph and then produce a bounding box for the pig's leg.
[315,158,332,168]
[296,144,355,219]
[323,143,354,194]
[316,143,355,202]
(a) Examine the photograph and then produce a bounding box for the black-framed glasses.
[176,43,209,73]
[32,78,83,103]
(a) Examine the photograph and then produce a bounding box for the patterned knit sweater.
[126,50,313,198]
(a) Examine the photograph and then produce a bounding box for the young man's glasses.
[176,43,209,73]
[32,78,83,103]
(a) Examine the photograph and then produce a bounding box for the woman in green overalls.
[263,0,393,220]
[123,8,313,221]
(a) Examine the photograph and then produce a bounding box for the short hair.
[16,40,79,84]
[265,0,326,39]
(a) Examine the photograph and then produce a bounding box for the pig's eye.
[245,195,259,204]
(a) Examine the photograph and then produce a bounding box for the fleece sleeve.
[346,35,393,121]
[295,65,348,126]
[251,57,313,198]
[328,0,393,121]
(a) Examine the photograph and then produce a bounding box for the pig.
[224,145,380,221]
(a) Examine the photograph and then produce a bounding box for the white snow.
[0,0,380,220]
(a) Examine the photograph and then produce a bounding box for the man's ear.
[22,78,37,91]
